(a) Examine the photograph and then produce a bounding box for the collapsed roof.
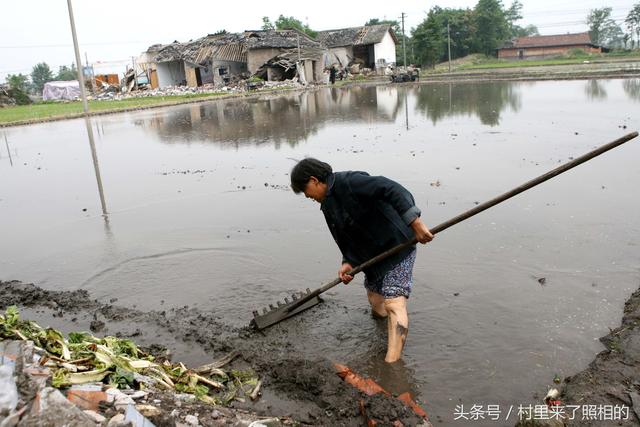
[244,29,322,50]
[315,24,397,48]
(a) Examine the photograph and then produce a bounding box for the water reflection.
[584,79,608,100]
[623,78,640,101]
[136,86,403,148]
[414,82,522,126]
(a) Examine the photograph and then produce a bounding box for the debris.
[538,277,547,286]
[184,414,199,425]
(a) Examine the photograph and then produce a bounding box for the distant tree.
[273,15,317,38]
[412,7,448,67]
[261,16,274,30]
[412,6,475,67]
[31,62,53,94]
[587,7,622,47]
[55,64,77,81]
[504,0,523,38]
[512,24,539,37]
[6,73,31,105]
[626,3,640,48]
[212,29,228,35]
[473,0,509,55]
[365,18,402,36]
[7,73,29,92]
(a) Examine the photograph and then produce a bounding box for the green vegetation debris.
[0,306,258,406]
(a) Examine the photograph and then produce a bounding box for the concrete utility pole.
[447,22,452,72]
[67,0,108,216]
[401,12,407,69]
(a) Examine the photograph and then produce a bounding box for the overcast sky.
[1,0,637,82]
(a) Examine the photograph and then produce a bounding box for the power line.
[0,41,153,49]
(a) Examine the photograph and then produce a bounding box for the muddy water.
[1,79,639,424]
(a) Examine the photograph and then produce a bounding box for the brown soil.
[0,280,426,426]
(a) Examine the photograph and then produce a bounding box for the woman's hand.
[338,263,354,284]
[411,217,434,244]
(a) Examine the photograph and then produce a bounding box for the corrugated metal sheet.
[196,41,246,64]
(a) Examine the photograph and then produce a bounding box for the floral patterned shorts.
[364,249,416,299]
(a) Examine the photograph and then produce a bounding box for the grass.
[429,50,640,73]
[0,92,224,125]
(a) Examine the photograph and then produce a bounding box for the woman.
[290,158,433,363]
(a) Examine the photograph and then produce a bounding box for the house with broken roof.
[316,24,397,73]
[139,34,248,89]
[182,33,248,86]
[497,32,604,60]
[245,29,324,83]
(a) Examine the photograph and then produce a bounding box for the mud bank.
[0,280,426,426]
[555,285,640,426]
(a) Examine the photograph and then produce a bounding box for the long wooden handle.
[285,131,638,313]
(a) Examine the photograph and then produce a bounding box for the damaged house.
[140,35,248,89]
[182,33,248,86]
[316,24,397,73]
[245,29,324,84]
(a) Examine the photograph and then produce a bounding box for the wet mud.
[0,280,425,426]
[557,285,640,426]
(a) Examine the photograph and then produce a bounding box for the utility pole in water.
[67,0,108,216]
[447,22,452,72]
[401,12,407,69]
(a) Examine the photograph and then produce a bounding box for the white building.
[316,24,398,74]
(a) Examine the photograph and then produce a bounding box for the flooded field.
[1,79,639,424]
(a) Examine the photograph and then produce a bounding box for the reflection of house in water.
[414,82,522,126]
[135,87,402,148]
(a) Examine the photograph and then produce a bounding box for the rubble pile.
[0,306,286,427]
[92,79,308,101]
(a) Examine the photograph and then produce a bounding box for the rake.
[251,131,638,330]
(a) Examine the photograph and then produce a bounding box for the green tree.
[587,7,623,47]
[261,16,274,30]
[31,62,53,94]
[6,73,31,105]
[273,15,317,38]
[7,73,29,92]
[625,3,640,48]
[365,18,401,37]
[504,0,523,38]
[55,64,77,81]
[473,0,509,55]
[512,24,539,37]
[412,7,445,67]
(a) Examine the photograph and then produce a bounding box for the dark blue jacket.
[320,171,421,281]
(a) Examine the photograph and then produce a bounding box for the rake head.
[251,288,323,330]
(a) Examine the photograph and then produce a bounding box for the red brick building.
[497,32,603,60]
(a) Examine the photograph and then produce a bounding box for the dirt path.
[0,280,426,426]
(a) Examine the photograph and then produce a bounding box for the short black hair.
[290,158,333,193]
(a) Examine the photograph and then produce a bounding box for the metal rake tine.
[262,307,268,315]
[277,301,284,307]
[284,297,290,304]
[252,310,259,318]
[269,304,276,311]
[292,294,299,300]
[306,288,311,293]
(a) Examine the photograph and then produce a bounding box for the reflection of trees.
[414,81,521,126]
[134,86,401,148]
[623,79,640,101]
[584,80,608,100]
